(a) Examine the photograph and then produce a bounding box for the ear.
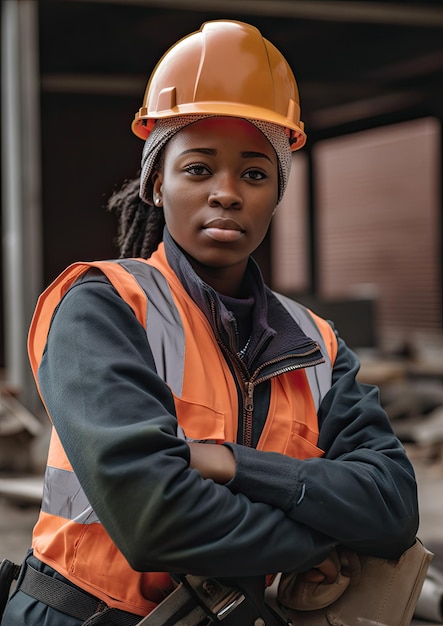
[152,171,163,197]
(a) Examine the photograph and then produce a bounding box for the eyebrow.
[179,148,274,163]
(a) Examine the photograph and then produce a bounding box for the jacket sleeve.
[225,327,419,560]
[37,275,338,577]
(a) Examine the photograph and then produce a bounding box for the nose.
[208,173,242,210]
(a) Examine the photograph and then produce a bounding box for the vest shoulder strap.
[28,260,149,380]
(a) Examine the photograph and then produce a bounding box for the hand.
[299,548,341,584]
[188,442,236,484]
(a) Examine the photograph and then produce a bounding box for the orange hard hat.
[132,20,306,151]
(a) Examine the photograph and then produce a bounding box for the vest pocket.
[173,396,227,442]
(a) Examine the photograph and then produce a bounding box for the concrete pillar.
[1,0,43,413]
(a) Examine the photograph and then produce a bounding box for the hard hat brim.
[132,105,306,152]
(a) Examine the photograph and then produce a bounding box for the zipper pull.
[245,381,254,412]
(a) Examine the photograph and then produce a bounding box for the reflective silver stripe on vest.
[41,465,100,523]
[272,292,333,411]
[118,259,186,398]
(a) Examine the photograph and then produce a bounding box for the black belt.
[19,562,288,626]
[19,562,141,625]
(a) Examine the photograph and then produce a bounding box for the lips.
[204,217,245,231]
[203,217,245,243]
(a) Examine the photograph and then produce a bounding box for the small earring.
[155,197,162,206]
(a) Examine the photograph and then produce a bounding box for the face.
[152,117,279,296]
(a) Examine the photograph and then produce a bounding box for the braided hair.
[107,175,165,259]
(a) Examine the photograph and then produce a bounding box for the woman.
[2,19,418,626]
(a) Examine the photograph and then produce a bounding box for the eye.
[184,163,211,176]
[243,169,267,181]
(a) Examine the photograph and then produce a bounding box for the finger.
[315,557,340,583]
[299,568,326,583]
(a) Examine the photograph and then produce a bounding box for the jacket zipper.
[241,350,324,447]
[210,298,323,447]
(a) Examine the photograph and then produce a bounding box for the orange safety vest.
[28,244,338,617]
